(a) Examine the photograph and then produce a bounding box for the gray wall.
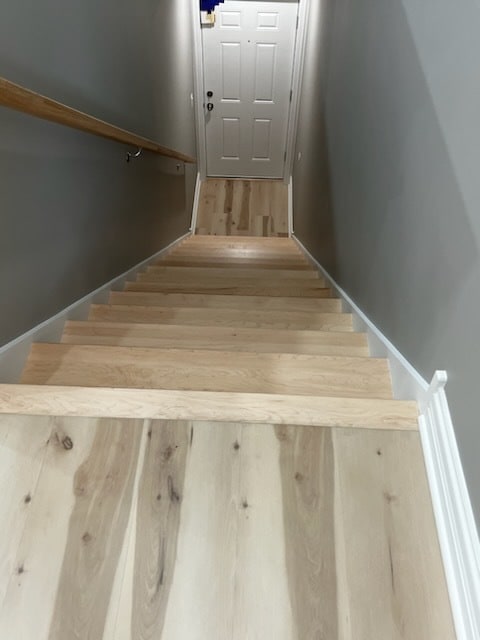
[292,0,336,273]
[293,0,480,530]
[0,0,197,346]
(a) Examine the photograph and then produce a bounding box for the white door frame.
[190,0,311,184]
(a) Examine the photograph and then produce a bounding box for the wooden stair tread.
[21,344,392,399]
[143,265,320,280]
[62,321,368,356]
[0,385,418,430]
[170,246,304,259]
[155,257,313,270]
[128,279,330,298]
[109,291,339,311]
[89,304,353,331]
[182,235,296,245]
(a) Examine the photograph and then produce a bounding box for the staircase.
[2,235,458,639]
[19,235,417,429]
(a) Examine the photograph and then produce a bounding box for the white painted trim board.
[284,0,311,183]
[191,1,207,180]
[0,233,191,384]
[293,234,480,640]
[190,172,202,232]
[287,177,294,237]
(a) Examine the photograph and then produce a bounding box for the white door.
[202,1,298,178]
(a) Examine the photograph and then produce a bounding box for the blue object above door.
[201,0,224,12]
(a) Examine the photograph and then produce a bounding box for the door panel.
[254,44,276,102]
[222,43,242,100]
[223,118,241,158]
[202,2,298,178]
[252,119,272,159]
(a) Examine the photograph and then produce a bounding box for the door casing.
[190,0,312,184]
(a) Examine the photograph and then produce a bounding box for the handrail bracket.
[126,147,143,163]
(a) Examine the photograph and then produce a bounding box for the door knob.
[207,103,214,111]
[207,91,213,98]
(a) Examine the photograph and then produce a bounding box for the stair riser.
[109,292,340,312]
[62,323,368,356]
[89,305,353,332]
[144,266,320,281]
[21,346,392,399]
[127,281,332,298]
[156,258,312,270]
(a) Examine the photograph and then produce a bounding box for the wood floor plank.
[155,421,242,639]
[89,304,351,330]
[128,420,191,638]
[133,275,329,298]
[275,425,338,638]
[332,428,455,639]
[0,420,453,639]
[102,420,150,640]
[20,344,393,399]
[0,386,419,429]
[143,265,320,281]
[0,417,144,639]
[0,415,52,609]
[232,426,295,639]
[108,291,339,311]
[62,321,368,356]
[196,179,288,237]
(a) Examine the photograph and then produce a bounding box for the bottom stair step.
[0,385,418,430]
[20,344,393,399]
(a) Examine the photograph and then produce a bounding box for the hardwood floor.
[195,179,288,237]
[0,415,455,639]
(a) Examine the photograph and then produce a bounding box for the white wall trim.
[287,177,294,237]
[0,233,191,384]
[191,1,207,180]
[293,234,480,640]
[284,0,311,184]
[189,172,202,232]
[419,373,480,640]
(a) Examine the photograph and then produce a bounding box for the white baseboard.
[0,232,191,384]
[294,235,480,640]
[287,178,294,237]
[189,172,201,233]
[419,373,480,640]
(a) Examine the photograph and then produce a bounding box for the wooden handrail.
[0,76,196,164]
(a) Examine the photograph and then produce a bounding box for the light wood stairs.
[18,235,418,429]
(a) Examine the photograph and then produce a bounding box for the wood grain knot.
[163,445,175,461]
[62,436,74,450]
[24,493,32,504]
[384,491,398,505]
[82,532,93,544]
[168,476,181,503]
[233,441,240,451]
